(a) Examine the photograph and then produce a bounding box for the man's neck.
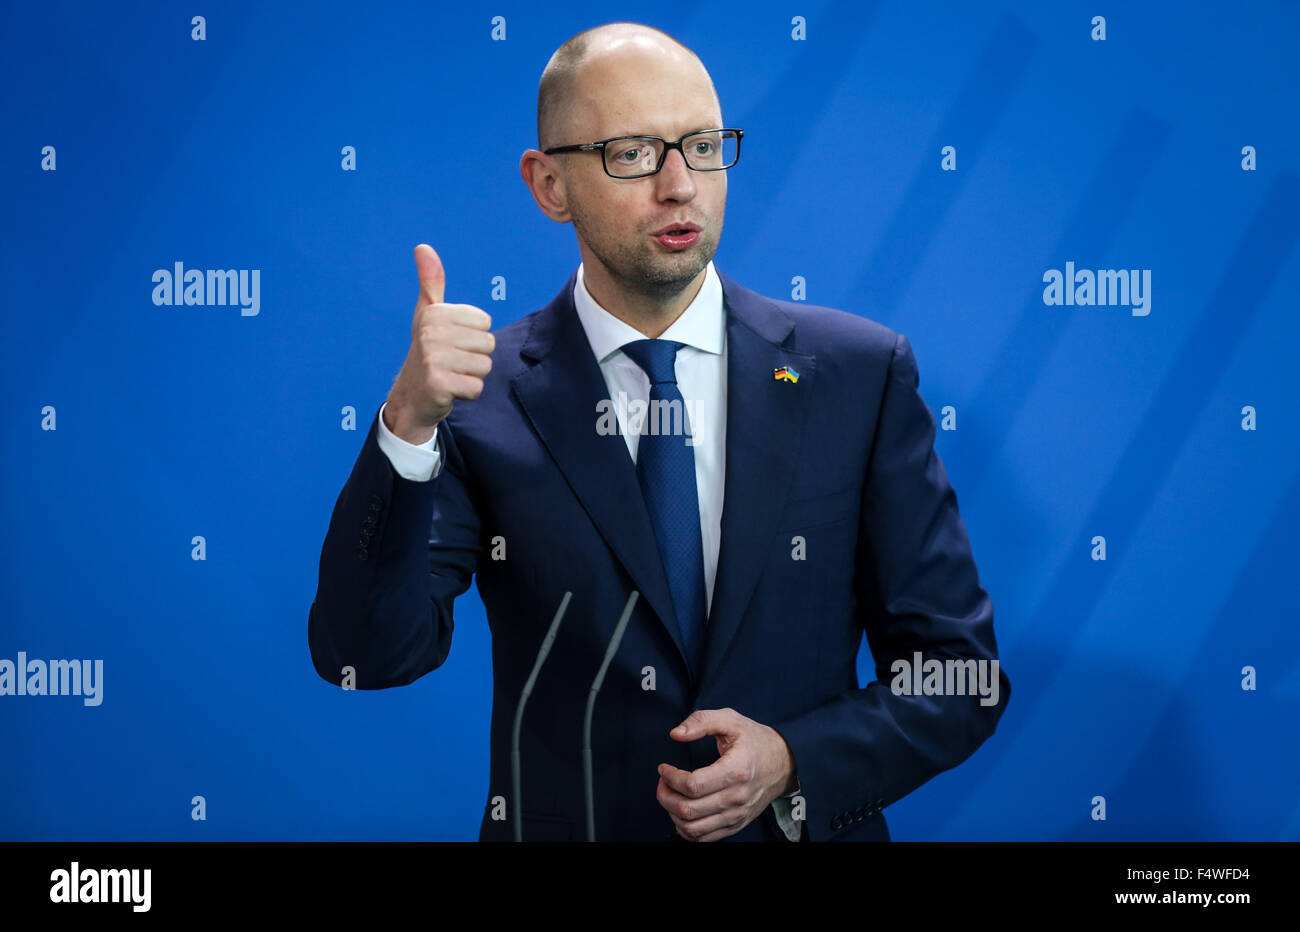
[582,265,707,339]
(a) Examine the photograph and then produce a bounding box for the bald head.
[537,22,720,153]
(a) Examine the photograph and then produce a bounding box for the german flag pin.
[773,365,800,383]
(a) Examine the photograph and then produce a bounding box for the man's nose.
[654,148,696,199]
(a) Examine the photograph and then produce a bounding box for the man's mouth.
[652,222,701,236]
[652,224,702,250]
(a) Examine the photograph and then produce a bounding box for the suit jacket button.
[830,815,842,831]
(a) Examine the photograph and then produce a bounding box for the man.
[308,21,1009,842]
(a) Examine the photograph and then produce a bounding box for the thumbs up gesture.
[384,244,495,444]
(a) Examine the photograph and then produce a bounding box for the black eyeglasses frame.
[542,128,744,179]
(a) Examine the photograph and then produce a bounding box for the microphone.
[511,590,572,843]
[583,589,640,842]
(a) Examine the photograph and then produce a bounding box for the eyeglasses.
[543,128,743,179]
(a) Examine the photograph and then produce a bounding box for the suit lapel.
[510,272,692,677]
[701,271,817,686]
[509,267,817,692]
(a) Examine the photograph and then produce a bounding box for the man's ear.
[520,150,573,223]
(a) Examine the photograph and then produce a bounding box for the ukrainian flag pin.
[774,365,800,383]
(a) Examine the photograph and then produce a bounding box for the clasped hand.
[655,707,797,842]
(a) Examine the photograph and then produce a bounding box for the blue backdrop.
[2,0,1297,841]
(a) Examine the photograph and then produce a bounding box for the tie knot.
[621,339,685,385]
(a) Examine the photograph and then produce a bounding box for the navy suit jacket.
[308,266,1009,842]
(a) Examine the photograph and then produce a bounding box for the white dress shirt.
[375,260,802,840]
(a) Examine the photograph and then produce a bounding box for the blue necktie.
[620,339,707,678]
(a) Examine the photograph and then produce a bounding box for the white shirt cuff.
[376,401,443,482]
[772,787,803,842]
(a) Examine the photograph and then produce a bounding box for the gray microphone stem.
[583,590,640,842]
[511,590,572,843]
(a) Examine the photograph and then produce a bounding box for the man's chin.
[643,257,709,292]
[654,240,714,274]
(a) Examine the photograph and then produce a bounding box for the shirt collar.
[573,259,725,365]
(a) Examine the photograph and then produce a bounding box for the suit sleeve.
[771,332,1010,840]
[307,404,483,689]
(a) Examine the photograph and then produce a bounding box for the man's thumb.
[671,709,716,740]
[413,243,445,305]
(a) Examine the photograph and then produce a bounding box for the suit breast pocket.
[778,483,860,533]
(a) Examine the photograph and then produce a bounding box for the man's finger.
[656,775,748,841]
[656,766,735,814]
[673,811,748,843]
[413,243,445,305]
[656,775,750,841]
[669,707,740,742]
[657,757,742,800]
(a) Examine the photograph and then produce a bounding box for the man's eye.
[618,149,642,161]
[693,142,714,155]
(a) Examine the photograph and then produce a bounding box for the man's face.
[557,41,726,302]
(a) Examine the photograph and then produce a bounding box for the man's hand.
[656,707,798,842]
[384,244,495,445]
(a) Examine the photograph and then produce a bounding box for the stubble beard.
[572,206,718,304]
